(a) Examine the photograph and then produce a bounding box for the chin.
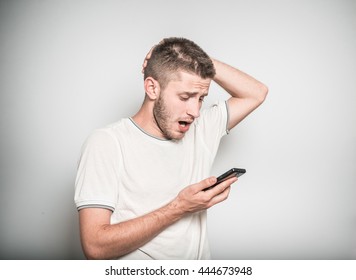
[173,135,185,141]
[162,125,187,140]
[167,131,185,141]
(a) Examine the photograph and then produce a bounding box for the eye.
[199,96,205,102]
[180,95,190,101]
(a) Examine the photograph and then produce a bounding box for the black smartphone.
[203,168,246,191]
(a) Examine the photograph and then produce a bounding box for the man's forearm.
[80,201,185,259]
[80,176,235,259]
[212,58,268,101]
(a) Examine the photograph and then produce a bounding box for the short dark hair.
[144,37,216,89]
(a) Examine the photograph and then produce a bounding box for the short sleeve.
[74,129,120,212]
[195,101,229,156]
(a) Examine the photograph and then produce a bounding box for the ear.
[144,77,160,100]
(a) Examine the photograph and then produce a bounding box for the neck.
[132,100,164,139]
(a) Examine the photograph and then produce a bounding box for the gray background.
[1,0,355,259]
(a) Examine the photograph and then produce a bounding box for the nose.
[187,100,201,119]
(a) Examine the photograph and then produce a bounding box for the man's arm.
[79,176,237,259]
[212,59,268,130]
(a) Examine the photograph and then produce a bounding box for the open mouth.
[178,121,189,127]
[178,120,193,133]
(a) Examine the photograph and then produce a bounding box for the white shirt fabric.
[74,101,229,259]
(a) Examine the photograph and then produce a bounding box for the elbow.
[256,83,268,105]
[82,242,104,260]
[81,237,127,260]
[81,234,114,260]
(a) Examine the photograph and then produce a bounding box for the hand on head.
[141,40,164,74]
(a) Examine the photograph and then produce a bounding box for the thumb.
[196,176,217,192]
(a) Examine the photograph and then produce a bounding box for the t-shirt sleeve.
[196,100,230,157]
[74,129,120,212]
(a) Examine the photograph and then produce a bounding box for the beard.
[153,94,177,140]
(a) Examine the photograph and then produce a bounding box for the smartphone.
[203,168,246,191]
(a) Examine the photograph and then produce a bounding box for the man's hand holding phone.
[203,168,246,191]
[172,168,245,216]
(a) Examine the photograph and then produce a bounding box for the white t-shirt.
[74,101,229,259]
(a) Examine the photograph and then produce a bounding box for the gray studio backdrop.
[1,0,355,259]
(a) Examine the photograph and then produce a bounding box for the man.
[74,37,268,259]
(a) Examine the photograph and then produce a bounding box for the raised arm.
[212,59,268,130]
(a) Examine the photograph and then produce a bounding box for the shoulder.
[195,101,229,133]
[86,118,130,143]
[81,118,131,154]
[199,101,228,119]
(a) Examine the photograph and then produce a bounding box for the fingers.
[204,177,236,208]
[176,176,237,214]
[142,40,165,74]
[141,59,148,74]
[141,61,147,74]
[193,176,238,193]
[194,176,237,208]
[191,177,217,193]
[141,45,156,74]
[207,176,238,196]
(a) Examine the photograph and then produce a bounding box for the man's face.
[153,71,211,140]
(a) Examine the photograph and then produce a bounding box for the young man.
[74,37,268,259]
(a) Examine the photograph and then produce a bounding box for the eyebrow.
[180,91,208,96]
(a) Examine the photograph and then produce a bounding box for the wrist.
[160,197,186,222]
